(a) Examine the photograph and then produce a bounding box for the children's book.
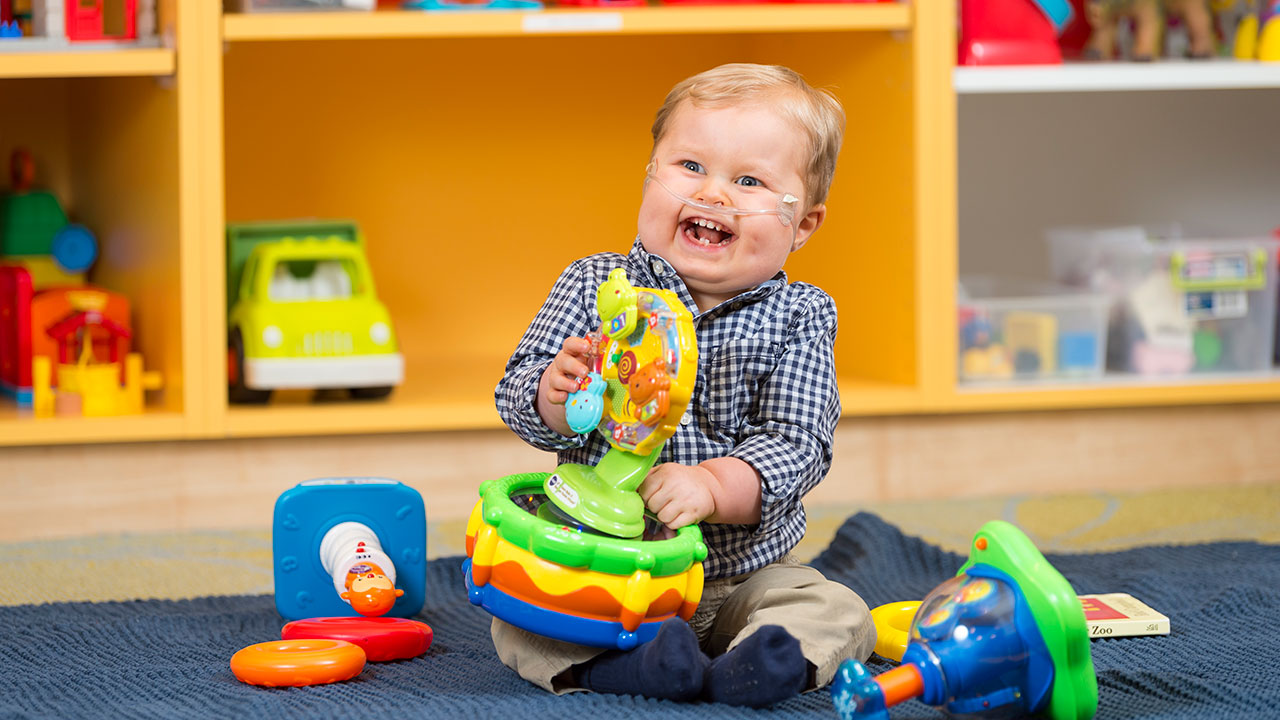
[1078,593,1170,638]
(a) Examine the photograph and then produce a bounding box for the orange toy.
[230,639,366,688]
[626,358,671,426]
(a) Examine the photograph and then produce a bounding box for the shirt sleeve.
[494,259,600,452]
[727,289,841,539]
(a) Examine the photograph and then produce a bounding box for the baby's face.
[638,100,820,312]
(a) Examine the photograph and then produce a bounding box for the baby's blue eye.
[680,160,704,173]
[736,176,762,188]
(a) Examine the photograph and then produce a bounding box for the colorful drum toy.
[464,268,707,650]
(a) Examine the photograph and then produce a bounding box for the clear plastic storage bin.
[1048,227,1279,375]
[957,276,1110,383]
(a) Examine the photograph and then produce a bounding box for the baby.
[493,63,874,707]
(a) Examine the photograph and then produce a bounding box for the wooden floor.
[2,402,1277,543]
[3,481,1276,607]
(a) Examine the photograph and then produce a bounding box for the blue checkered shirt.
[495,238,841,580]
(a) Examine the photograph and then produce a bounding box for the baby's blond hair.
[651,63,845,209]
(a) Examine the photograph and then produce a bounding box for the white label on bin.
[1185,291,1247,320]
[1179,253,1253,284]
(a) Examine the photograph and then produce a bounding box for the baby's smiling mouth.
[681,217,735,247]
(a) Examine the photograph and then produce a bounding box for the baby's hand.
[536,336,595,436]
[638,463,715,530]
[540,336,594,406]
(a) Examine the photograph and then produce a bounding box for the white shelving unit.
[955,60,1280,94]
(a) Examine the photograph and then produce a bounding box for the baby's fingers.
[561,336,593,359]
[553,352,590,387]
[544,372,581,404]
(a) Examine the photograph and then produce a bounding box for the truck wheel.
[229,329,273,404]
[349,386,393,400]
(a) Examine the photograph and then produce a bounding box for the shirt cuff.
[496,361,584,452]
[729,433,811,536]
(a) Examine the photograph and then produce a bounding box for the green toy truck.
[226,220,403,403]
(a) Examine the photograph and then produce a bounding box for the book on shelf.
[1079,593,1170,638]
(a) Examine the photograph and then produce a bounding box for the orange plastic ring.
[230,638,366,687]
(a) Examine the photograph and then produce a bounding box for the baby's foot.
[574,617,708,701]
[704,624,808,707]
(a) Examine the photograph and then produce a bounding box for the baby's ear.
[790,203,827,252]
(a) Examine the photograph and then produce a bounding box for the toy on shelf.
[957,278,1107,383]
[0,0,154,44]
[401,0,542,9]
[1083,0,1215,60]
[224,0,374,12]
[272,478,426,621]
[0,150,164,414]
[1049,227,1279,376]
[464,268,707,651]
[1232,0,1280,59]
[831,521,1097,720]
[225,220,404,404]
[30,306,162,417]
[958,311,1013,380]
[1,0,32,38]
[958,0,1074,65]
[65,0,137,41]
[1,149,98,290]
[0,274,146,409]
[555,0,643,7]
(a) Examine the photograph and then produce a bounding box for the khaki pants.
[491,555,876,694]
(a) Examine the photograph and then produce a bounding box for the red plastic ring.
[282,616,434,662]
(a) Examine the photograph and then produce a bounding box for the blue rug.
[1,513,1277,719]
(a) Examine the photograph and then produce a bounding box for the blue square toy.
[273,478,426,621]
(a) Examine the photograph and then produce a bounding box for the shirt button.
[681,411,692,426]
[651,260,665,276]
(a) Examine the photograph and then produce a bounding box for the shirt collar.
[625,236,787,317]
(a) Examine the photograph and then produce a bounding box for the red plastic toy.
[0,267,132,407]
[959,0,1074,65]
[66,0,138,42]
[282,617,433,662]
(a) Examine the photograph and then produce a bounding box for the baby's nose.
[694,176,731,206]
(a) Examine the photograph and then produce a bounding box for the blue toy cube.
[273,478,427,621]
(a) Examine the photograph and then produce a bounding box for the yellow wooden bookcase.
[0,0,1277,448]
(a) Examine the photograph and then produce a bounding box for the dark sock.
[703,625,808,707]
[573,618,708,701]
